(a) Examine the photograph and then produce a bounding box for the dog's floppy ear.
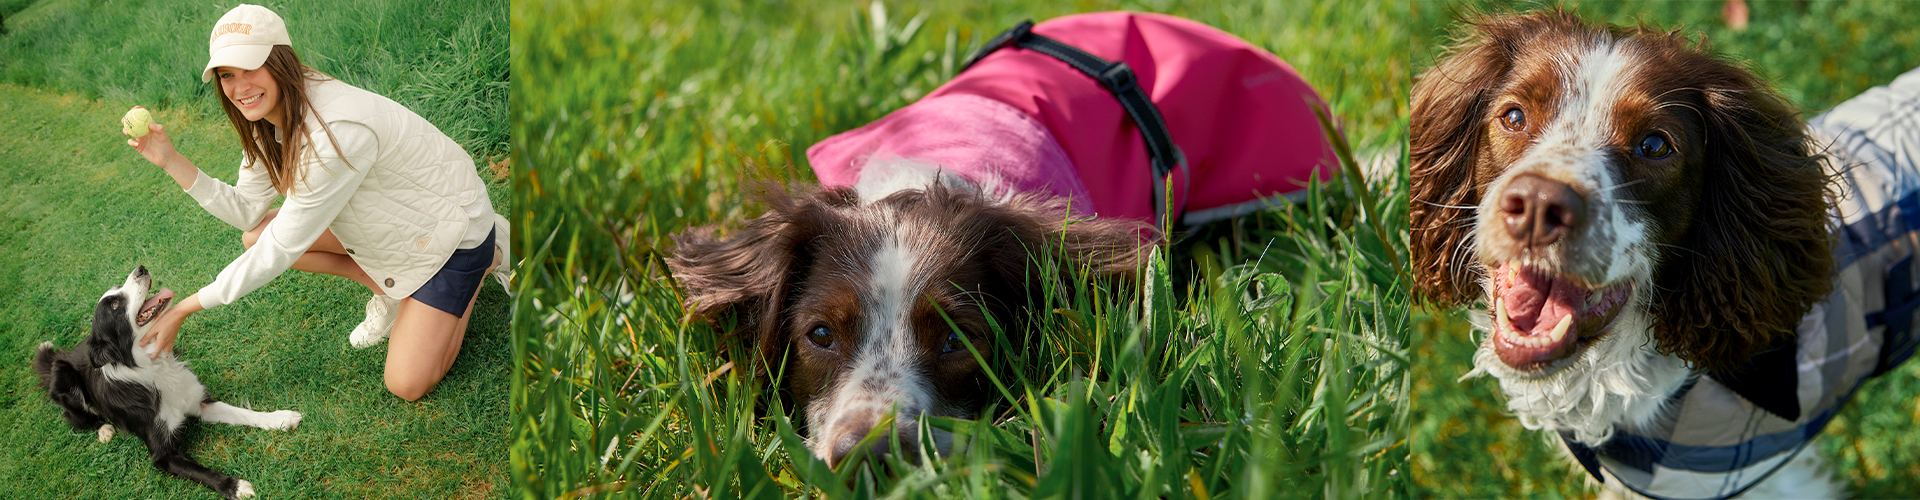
[669,184,844,377]
[973,189,1156,320]
[1412,9,1607,305]
[1410,12,1532,306]
[1650,48,1833,371]
[87,293,141,368]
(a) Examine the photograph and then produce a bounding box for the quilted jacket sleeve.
[184,155,278,232]
[193,122,378,309]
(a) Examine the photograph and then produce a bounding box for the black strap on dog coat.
[961,20,1187,229]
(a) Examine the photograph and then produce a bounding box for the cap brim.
[201,44,274,82]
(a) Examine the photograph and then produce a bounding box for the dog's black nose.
[1500,174,1585,249]
[135,265,148,277]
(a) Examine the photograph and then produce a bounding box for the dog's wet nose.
[825,416,922,468]
[1500,174,1585,249]
[135,265,148,277]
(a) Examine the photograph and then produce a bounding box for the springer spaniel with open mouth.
[1413,9,1919,499]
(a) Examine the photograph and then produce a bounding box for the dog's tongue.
[1493,264,1584,368]
[142,287,175,314]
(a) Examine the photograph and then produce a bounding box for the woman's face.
[216,66,284,127]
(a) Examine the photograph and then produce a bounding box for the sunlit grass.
[512,0,1409,497]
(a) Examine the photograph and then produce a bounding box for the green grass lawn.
[1410,1,1920,497]
[511,0,1407,498]
[0,0,511,498]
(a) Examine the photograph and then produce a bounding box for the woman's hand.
[127,122,180,169]
[141,293,205,359]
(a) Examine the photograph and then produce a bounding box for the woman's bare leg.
[243,209,380,294]
[381,249,498,401]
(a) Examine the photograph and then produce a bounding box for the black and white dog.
[32,266,301,499]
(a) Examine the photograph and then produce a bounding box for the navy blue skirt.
[412,229,495,317]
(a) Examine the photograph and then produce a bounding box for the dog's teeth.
[1550,314,1573,343]
[1495,298,1509,332]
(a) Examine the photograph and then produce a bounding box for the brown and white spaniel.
[1406,9,1920,499]
[669,162,1151,468]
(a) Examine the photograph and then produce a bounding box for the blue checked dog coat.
[1558,67,1920,500]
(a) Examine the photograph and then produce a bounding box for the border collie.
[33,266,302,499]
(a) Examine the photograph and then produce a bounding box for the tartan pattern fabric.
[1561,66,1920,500]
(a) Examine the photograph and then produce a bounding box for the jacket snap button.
[346,248,355,255]
[385,278,395,287]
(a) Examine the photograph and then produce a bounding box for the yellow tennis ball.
[122,106,155,137]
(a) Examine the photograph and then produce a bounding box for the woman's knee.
[384,372,433,402]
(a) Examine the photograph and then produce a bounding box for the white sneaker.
[349,295,400,348]
[489,244,514,295]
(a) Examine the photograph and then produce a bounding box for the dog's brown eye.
[1499,108,1526,132]
[806,326,832,349]
[1638,132,1674,159]
[942,331,967,354]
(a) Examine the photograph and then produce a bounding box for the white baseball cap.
[201,4,291,82]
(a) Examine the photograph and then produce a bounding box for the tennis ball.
[122,106,155,137]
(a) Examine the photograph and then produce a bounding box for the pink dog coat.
[806,12,1339,226]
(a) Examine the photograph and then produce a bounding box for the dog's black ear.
[668,184,837,377]
[1410,11,1581,306]
[1649,41,1833,372]
[88,293,140,367]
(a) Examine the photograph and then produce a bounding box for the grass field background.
[512,0,1407,498]
[1410,1,1920,497]
[0,0,511,498]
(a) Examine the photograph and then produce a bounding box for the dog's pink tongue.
[142,288,175,312]
[1493,264,1583,369]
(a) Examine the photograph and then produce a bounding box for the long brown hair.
[215,45,352,194]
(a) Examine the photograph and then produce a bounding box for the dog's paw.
[266,410,302,430]
[233,479,255,498]
[96,424,114,443]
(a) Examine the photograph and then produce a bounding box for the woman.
[127,4,509,401]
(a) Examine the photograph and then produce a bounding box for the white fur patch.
[1476,41,1654,286]
[853,155,997,205]
[805,225,953,463]
[200,401,303,430]
[1463,42,1687,445]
